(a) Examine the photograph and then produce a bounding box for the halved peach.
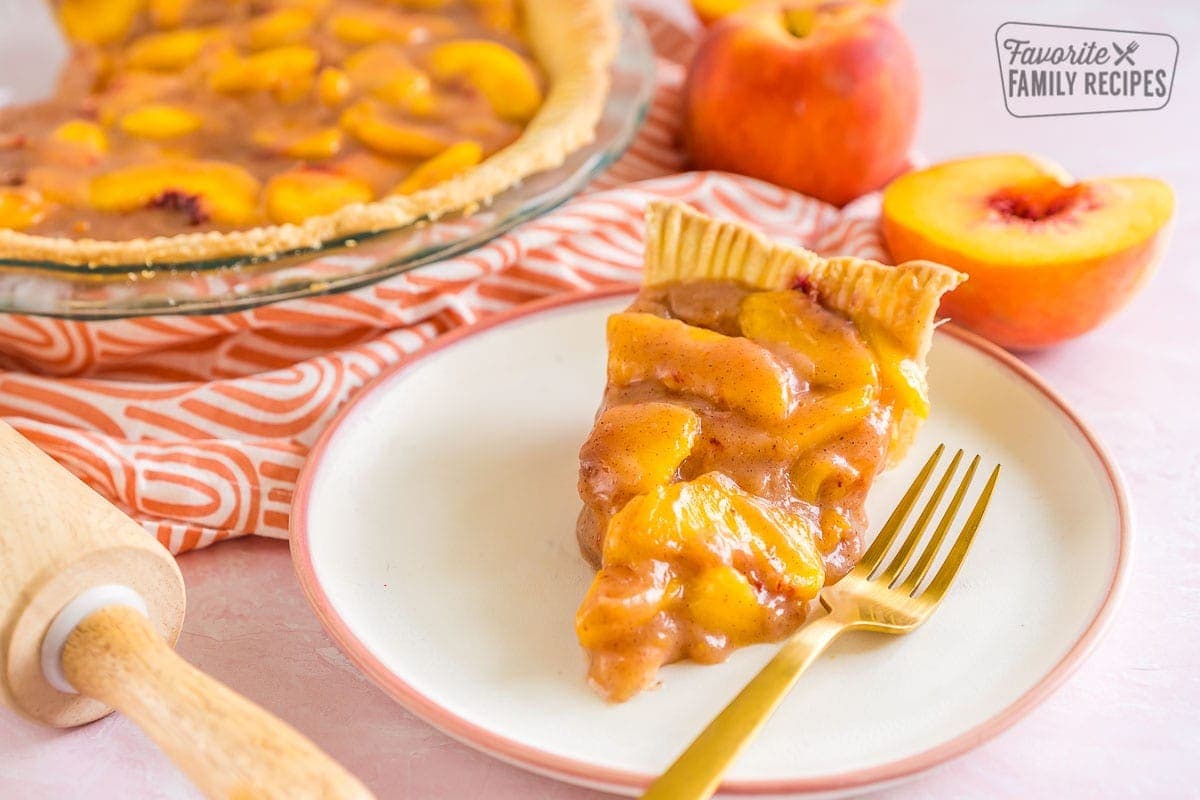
[606,312,797,424]
[882,154,1174,349]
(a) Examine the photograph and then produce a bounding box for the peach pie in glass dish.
[0,0,616,267]
[574,202,966,701]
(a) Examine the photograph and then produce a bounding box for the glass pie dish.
[0,10,653,319]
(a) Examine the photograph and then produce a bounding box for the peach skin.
[683,1,919,207]
[689,0,894,27]
[882,154,1174,350]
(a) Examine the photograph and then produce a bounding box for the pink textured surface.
[2,1,1199,797]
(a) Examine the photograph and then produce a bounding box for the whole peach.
[683,1,919,207]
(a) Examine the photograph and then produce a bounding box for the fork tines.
[859,444,1001,599]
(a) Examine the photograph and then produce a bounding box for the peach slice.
[856,320,929,417]
[883,154,1174,349]
[0,188,50,231]
[578,402,701,504]
[777,384,876,456]
[208,45,319,99]
[57,0,143,44]
[247,8,315,49]
[790,452,861,506]
[273,0,331,11]
[118,104,204,139]
[126,28,212,70]
[316,67,352,107]
[686,566,769,644]
[577,472,825,700]
[344,45,435,114]
[89,161,261,226]
[392,140,482,194]
[264,169,373,224]
[607,312,797,424]
[469,0,518,33]
[149,0,190,28]
[253,126,344,160]
[51,120,109,158]
[739,290,878,390]
[328,10,456,45]
[339,100,449,158]
[94,70,181,126]
[429,40,542,122]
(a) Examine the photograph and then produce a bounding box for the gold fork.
[641,444,1000,800]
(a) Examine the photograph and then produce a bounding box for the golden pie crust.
[0,0,616,267]
[643,200,966,464]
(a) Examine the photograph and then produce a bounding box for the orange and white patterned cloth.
[0,9,888,554]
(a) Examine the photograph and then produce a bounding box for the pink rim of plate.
[290,286,1132,796]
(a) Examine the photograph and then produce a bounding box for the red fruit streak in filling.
[147,190,210,226]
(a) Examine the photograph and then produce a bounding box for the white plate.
[292,289,1129,797]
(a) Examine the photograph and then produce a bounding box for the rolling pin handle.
[39,584,148,694]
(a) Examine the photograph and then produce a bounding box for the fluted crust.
[642,200,966,463]
[0,0,618,267]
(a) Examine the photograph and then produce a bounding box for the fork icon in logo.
[1113,39,1140,65]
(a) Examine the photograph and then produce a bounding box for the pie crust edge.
[642,199,967,463]
[0,0,618,267]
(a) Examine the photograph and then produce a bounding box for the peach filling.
[577,472,825,702]
[0,0,546,239]
[576,280,915,701]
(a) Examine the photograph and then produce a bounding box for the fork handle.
[641,615,845,800]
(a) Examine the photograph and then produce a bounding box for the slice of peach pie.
[574,201,966,701]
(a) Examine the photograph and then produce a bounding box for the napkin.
[0,8,887,553]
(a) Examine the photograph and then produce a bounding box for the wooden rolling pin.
[0,420,373,800]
